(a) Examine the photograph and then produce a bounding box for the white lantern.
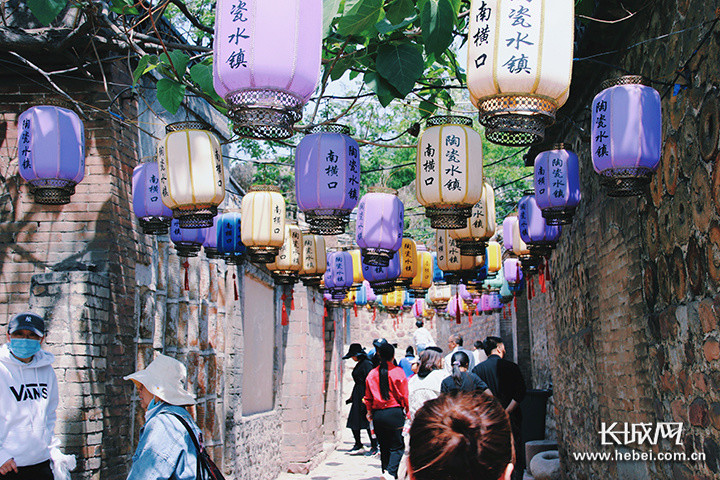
[267,224,303,284]
[450,182,496,255]
[299,233,326,286]
[436,229,479,284]
[240,185,286,263]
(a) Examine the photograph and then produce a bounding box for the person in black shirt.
[472,337,526,480]
[343,343,378,455]
[440,351,492,395]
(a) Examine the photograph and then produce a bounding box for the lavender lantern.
[18,105,85,204]
[217,212,246,264]
[203,214,221,259]
[133,161,173,235]
[502,216,517,253]
[171,219,207,257]
[518,191,562,258]
[480,294,494,315]
[591,76,662,196]
[503,258,523,287]
[295,124,360,234]
[324,251,354,300]
[213,0,322,139]
[356,187,404,267]
[362,251,401,294]
[489,292,503,313]
[534,144,581,224]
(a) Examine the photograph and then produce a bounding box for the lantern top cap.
[249,184,282,193]
[600,75,649,90]
[550,143,572,151]
[27,98,78,114]
[306,123,353,136]
[367,186,398,195]
[523,189,535,196]
[165,121,210,133]
[426,115,474,128]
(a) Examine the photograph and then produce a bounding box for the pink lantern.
[133,161,173,235]
[18,105,85,204]
[503,258,523,286]
[356,187,404,267]
[213,0,322,139]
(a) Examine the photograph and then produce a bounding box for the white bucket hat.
[124,353,196,406]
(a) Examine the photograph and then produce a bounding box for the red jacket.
[363,362,409,413]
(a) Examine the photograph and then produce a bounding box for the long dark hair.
[409,393,514,480]
[451,351,470,387]
[376,341,395,400]
[417,349,443,379]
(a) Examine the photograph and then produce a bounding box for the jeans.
[372,407,405,478]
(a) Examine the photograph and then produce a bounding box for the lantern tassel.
[514,296,518,313]
[183,260,190,291]
[539,260,547,294]
[353,304,358,317]
[232,273,239,301]
[323,305,328,319]
[468,308,473,326]
[290,288,295,311]
[455,294,461,324]
[281,294,289,326]
[372,307,376,323]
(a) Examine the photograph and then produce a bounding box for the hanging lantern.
[409,251,433,298]
[416,116,484,229]
[18,105,85,204]
[324,250,354,301]
[362,251,401,294]
[458,284,475,311]
[240,185,286,263]
[349,249,365,289]
[480,294,494,315]
[213,0,322,139]
[467,0,574,146]
[403,290,414,312]
[499,277,514,303]
[170,219,206,257]
[217,212,246,264]
[518,191,562,257]
[502,215,518,253]
[509,276,526,296]
[342,289,357,309]
[295,124,360,234]
[484,266,504,291]
[489,292,503,313]
[157,122,225,228]
[396,238,418,288]
[428,283,452,312]
[203,215,222,259]
[591,76,662,196]
[504,258,523,286]
[383,290,404,315]
[412,298,428,319]
[450,182,496,255]
[356,280,370,307]
[132,161,173,234]
[266,224,303,285]
[436,229,479,284]
[299,233,326,286]
[486,241,502,276]
[365,280,378,307]
[534,144,581,224]
[467,262,488,296]
[356,187,404,267]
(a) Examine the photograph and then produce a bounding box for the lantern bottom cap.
[328,288,348,300]
[300,275,323,287]
[477,95,557,147]
[271,272,299,285]
[203,248,222,259]
[139,217,172,235]
[599,168,654,197]
[247,247,280,264]
[361,248,394,267]
[174,208,217,229]
[224,254,245,265]
[175,244,201,257]
[541,207,576,225]
[227,88,304,140]
[395,279,412,288]
[425,206,472,229]
[456,240,488,256]
[304,211,350,235]
[370,281,396,295]
[408,289,428,298]
[326,300,343,308]
[28,181,76,205]
[528,244,554,258]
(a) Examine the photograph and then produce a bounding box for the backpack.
[166,412,226,480]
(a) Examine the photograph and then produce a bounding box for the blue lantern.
[362,251,401,294]
[203,215,221,259]
[518,191,562,259]
[171,219,206,257]
[217,212,246,264]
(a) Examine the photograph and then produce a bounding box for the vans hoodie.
[0,343,58,468]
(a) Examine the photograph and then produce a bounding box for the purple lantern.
[362,251,401,294]
[216,212,246,264]
[489,292,503,313]
[502,216,517,252]
[356,187,404,267]
[324,251,354,300]
[295,124,360,235]
[171,219,207,257]
[591,76,662,196]
[518,191,562,258]
[18,105,85,204]
[503,258,523,287]
[534,144,581,224]
[213,0,322,139]
[203,215,221,259]
[480,294,494,315]
[133,162,173,235]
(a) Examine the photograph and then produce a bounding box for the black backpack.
[165,412,226,480]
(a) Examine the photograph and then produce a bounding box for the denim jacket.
[127,401,200,480]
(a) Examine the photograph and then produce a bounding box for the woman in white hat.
[124,354,201,480]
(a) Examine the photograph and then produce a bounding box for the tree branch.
[166,0,213,34]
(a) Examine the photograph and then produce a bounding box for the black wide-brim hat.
[342,343,366,359]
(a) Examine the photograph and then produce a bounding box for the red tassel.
[514,296,517,313]
[323,305,328,319]
[468,308,473,326]
[455,295,461,324]
[290,288,295,311]
[183,260,190,291]
[372,307,376,323]
[232,273,239,301]
[281,294,289,326]
[353,304,358,317]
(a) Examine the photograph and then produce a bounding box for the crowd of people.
[343,321,527,480]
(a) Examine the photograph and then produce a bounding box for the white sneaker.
[382,473,395,480]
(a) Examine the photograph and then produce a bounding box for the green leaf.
[364,71,401,107]
[156,78,186,115]
[323,0,343,37]
[338,0,384,36]
[375,42,424,97]
[26,0,67,26]
[385,0,416,24]
[375,15,417,35]
[109,0,139,14]
[421,0,455,57]
[189,63,221,101]
[328,56,354,81]
[133,55,158,85]
[159,51,190,80]
[418,99,438,117]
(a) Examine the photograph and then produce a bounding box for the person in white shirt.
[412,321,435,353]
[472,340,488,366]
[442,333,475,374]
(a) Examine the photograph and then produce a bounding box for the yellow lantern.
[450,182,496,256]
[409,251,433,298]
[396,238,418,288]
[416,116,484,229]
[241,185,286,263]
[349,249,365,287]
[383,289,404,314]
[299,233,326,286]
[512,219,530,257]
[266,224,303,284]
[428,283,452,311]
[467,0,574,146]
[157,122,226,228]
[436,229,479,283]
[486,241,502,274]
[342,288,357,309]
